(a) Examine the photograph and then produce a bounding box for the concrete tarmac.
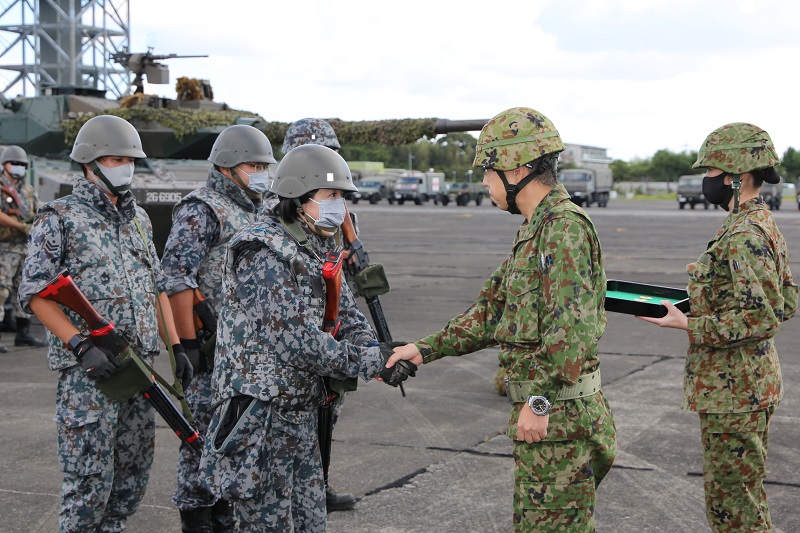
[1,199,798,532]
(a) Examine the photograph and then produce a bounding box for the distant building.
[560,143,613,174]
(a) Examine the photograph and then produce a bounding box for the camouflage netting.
[262,118,439,147]
[62,106,265,145]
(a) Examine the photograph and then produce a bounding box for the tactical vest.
[45,198,160,369]
[213,217,328,410]
[175,187,256,309]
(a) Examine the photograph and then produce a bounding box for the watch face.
[528,396,550,415]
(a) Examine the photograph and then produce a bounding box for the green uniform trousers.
[700,406,775,533]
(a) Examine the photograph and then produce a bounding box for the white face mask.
[95,161,135,192]
[8,165,26,179]
[307,197,347,230]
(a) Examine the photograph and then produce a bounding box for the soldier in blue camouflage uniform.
[199,144,414,532]
[18,115,192,533]
[639,123,798,533]
[387,107,617,532]
[162,124,276,533]
[0,145,46,351]
[275,117,359,512]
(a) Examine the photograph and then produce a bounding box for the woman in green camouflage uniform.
[640,123,798,532]
[387,107,617,533]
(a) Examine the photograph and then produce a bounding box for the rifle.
[38,270,204,455]
[318,249,346,486]
[1,184,23,218]
[340,207,402,395]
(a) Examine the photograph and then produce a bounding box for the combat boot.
[1,304,16,332]
[179,506,213,533]
[326,485,356,512]
[210,499,236,533]
[14,317,46,347]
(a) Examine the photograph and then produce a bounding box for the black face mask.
[702,173,733,211]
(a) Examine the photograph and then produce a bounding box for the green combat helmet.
[473,107,565,214]
[270,144,357,198]
[281,118,341,154]
[693,122,780,179]
[473,107,565,171]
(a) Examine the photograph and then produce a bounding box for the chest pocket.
[688,259,730,317]
[498,267,542,345]
[290,256,325,323]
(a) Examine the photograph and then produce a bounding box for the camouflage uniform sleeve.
[18,208,64,313]
[415,258,507,363]
[335,279,379,346]
[135,208,168,293]
[688,228,783,348]
[529,217,605,402]
[161,201,219,295]
[236,246,383,381]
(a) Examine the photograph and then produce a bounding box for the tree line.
[340,134,800,184]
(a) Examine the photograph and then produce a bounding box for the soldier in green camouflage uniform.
[0,145,46,351]
[639,123,798,532]
[386,107,617,532]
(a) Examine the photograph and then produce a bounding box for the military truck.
[350,180,387,204]
[676,174,710,209]
[761,181,782,210]
[392,171,446,205]
[559,167,613,207]
[439,182,486,206]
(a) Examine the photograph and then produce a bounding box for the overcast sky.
[129,0,798,162]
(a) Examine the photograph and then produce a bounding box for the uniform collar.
[518,184,572,238]
[1,172,23,189]
[207,168,258,213]
[72,174,138,220]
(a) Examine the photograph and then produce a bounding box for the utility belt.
[505,369,601,404]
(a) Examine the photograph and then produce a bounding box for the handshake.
[377,341,418,387]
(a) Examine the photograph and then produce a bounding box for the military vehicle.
[439,182,486,206]
[559,167,613,207]
[676,174,710,210]
[392,171,447,205]
[2,49,488,253]
[350,180,387,204]
[760,180,782,210]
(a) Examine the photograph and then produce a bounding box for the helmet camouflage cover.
[693,122,780,176]
[281,118,341,154]
[473,107,565,171]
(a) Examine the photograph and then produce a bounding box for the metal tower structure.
[0,0,131,98]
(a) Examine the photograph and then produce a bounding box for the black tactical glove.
[172,343,194,391]
[180,337,204,374]
[378,341,417,387]
[72,338,121,381]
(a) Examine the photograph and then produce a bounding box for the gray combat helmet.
[281,118,341,154]
[208,124,277,167]
[270,144,357,198]
[1,145,28,165]
[70,115,147,163]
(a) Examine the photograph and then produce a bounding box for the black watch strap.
[67,334,87,356]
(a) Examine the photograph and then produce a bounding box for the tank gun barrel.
[263,118,488,148]
[433,119,488,134]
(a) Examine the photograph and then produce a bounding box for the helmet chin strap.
[731,174,741,214]
[88,161,124,197]
[496,164,543,215]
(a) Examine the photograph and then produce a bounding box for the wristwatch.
[66,333,87,357]
[526,395,552,416]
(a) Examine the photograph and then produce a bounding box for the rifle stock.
[322,251,344,335]
[38,270,204,454]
